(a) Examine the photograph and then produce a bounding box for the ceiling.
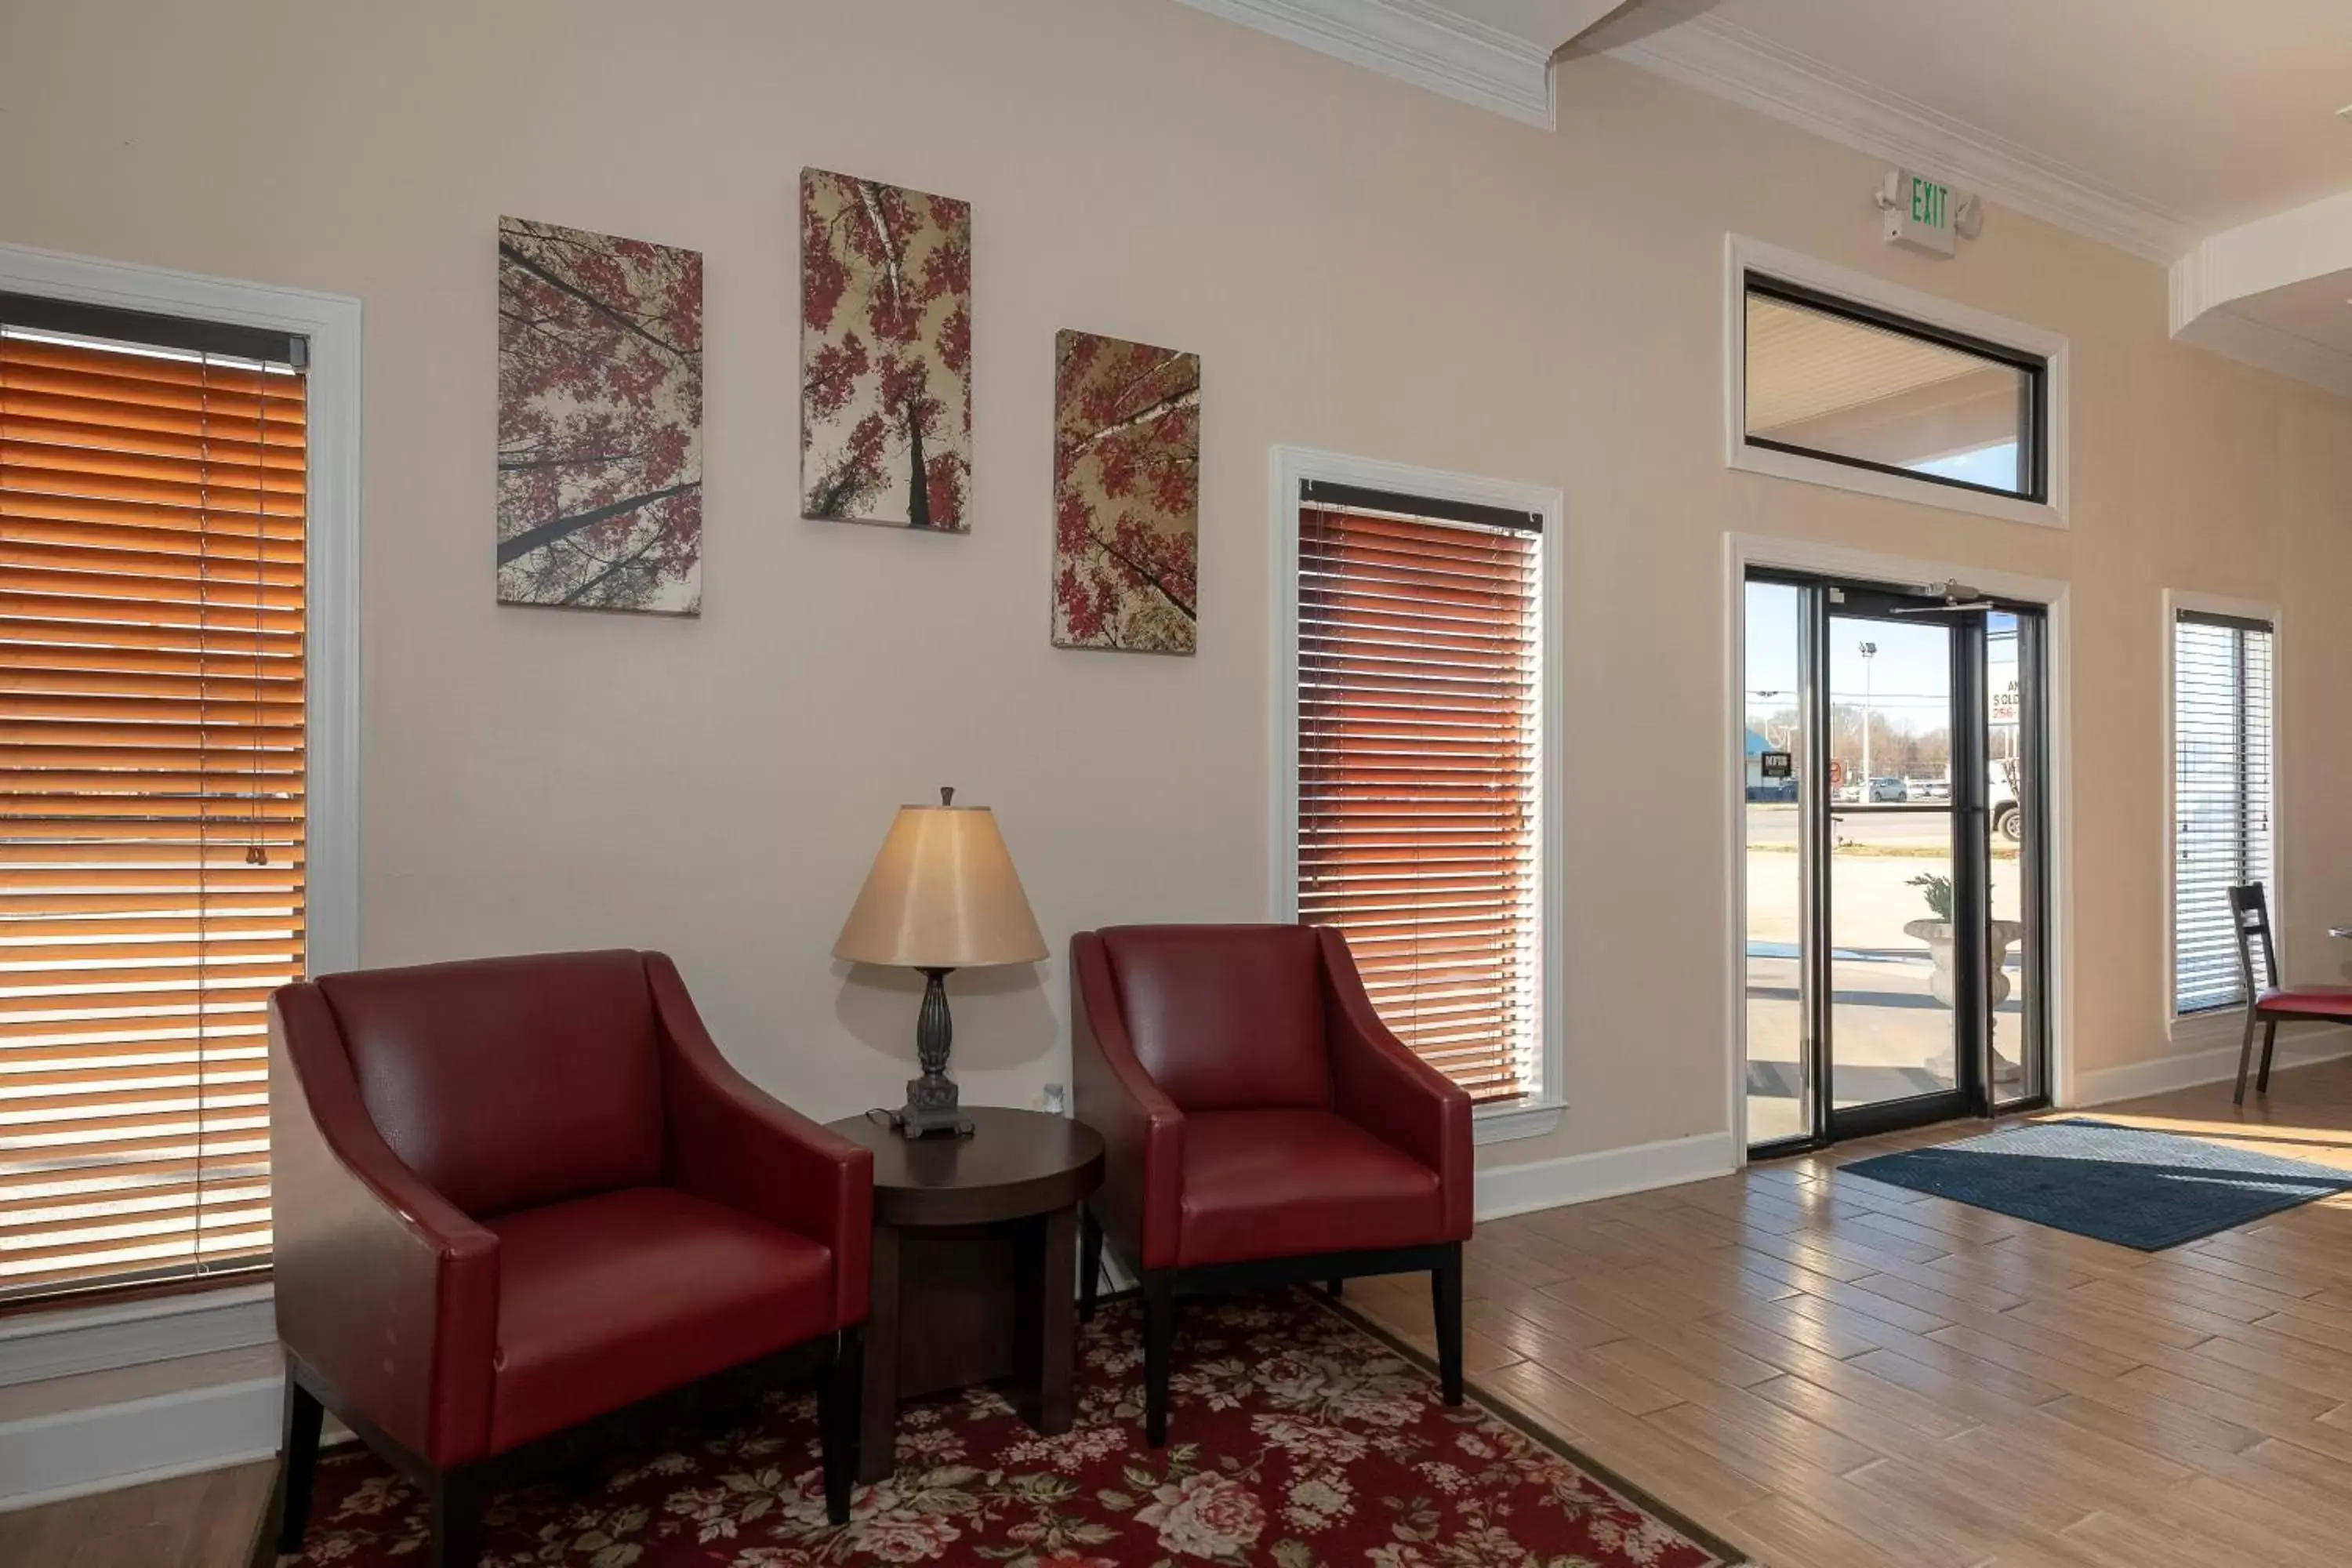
[1178,0,2352,390]
[1477,0,2352,238]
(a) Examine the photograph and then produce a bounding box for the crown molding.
[1171,0,1555,129]
[1606,15,2200,266]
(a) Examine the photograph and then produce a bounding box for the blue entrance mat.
[1842,1118,2352,1250]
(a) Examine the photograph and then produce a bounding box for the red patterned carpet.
[282,1290,1747,1566]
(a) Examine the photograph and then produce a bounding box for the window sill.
[1472,1102,1563,1146]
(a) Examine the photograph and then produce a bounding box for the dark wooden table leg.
[858,1224,901,1485]
[1036,1205,1080,1433]
[1012,1205,1080,1435]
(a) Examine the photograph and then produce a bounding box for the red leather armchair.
[1071,924,1473,1445]
[268,950,873,1565]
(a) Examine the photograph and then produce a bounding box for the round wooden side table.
[827,1107,1105,1484]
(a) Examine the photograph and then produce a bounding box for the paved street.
[1744,802,1962,849]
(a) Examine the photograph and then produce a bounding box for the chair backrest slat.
[2227,883,2277,1004]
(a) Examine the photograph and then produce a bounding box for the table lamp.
[833,788,1047,1138]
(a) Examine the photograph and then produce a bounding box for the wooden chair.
[2229,884,2352,1105]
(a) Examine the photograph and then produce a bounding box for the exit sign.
[1882,168,1968,257]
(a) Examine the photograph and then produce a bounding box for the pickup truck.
[1991,758,2022,843]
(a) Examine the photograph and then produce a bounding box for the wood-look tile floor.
[0,1461,274,1568]
[13,1059,2352,1567]
[1352,1056,2352,1568]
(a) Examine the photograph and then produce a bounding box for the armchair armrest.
[1069,933,1185,1272]
[269,985,501,1468]
[1316,928,1475,1241]
[648,953,873,1328]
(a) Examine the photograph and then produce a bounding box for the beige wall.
[5,0,2350,1174]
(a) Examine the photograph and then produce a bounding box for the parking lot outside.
[1745,803,2025,1144]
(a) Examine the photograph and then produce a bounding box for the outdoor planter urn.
[1903,917,2027,1010]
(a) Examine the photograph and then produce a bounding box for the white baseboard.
[2074,1025,2352,1107]
[0,1374,283,1514]
[0,1283,275,1389]
[1475,1131,1737,1221]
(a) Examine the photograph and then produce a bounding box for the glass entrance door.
[1826,599,1971,1133]
[1743,572,2049,1154]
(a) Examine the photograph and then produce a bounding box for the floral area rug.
[282,1289,1748,1566]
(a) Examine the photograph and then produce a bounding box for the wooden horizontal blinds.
[0,320,307,1303]
[1296,503,1541,1104]
[2172,611,2274,1016]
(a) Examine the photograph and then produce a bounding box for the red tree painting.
[1051,331,1200,654]
[800,169,971,531]
[497,217,703,613]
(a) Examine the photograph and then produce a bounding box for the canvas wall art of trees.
[800,169,972,531]
[496,216,704,613]
[1051,330,1200,655]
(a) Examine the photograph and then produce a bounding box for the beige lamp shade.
[833,797,1048,968]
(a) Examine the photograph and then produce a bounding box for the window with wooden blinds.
[2172,608,2274,1016]
[1294,486,1544,1104]
[0,297,307,1305]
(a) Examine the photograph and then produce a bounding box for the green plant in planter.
[1907,872,1955,923]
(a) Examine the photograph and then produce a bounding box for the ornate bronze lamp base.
[898,967,974,1138]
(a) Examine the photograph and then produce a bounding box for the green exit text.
[1910,176,1949,230]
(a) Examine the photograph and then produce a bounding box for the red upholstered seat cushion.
[1176,1109,1445,1268]
[1098,925,1331,1112]
[318,950,665,1218]
[485,1187,834,1453]
[2259,986,2352,1019]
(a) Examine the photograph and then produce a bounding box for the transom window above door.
[1726,238,2068,529]
[1744,278,2046,502]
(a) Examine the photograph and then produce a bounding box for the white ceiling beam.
[2171,192,2352,397]
[1171,0,1556,128]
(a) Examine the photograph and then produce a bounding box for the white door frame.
[1723,533,2074,1159]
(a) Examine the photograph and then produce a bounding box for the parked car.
[1868,775,1908,803]
[1991,759,2023,842]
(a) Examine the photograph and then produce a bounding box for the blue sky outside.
[1911,441,2021,492]
[1745,579,2020,772]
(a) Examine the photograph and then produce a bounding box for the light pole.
[1857,641,1878,792]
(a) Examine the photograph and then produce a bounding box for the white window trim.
[1723,533,2077,1153]
[1269,447,1566,1143]
[0,241,361,1359]
[1724,235,2071,532]
[2161,587,2282,1044]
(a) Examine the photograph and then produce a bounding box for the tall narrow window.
[2172,608,2275,1014]
[0,294,308,1303]
[1292,480,1544,1104]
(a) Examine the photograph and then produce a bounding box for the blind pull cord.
[247,367,268,867]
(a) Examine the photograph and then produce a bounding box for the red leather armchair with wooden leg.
[1070,924,1473,1446]
[267,950,873,1566]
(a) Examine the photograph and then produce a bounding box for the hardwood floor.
[12,1058,2352,1567]
[0,1461,274,1568]
[1352,1055,2352,1568]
